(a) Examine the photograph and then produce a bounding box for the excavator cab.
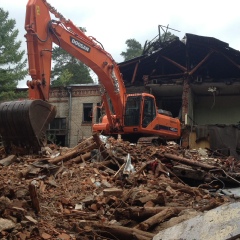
[0,99,56,153]
[124,94,156,128]
[142,96,156,128]
[124,95,141,126]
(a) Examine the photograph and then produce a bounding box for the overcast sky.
[2,0,240,88]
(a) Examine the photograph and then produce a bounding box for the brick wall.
[49,85,101,147]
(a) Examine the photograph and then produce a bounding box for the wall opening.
[48,117,67,146]
[83,103,93,123]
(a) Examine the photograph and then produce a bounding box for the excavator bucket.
[0,100,56,153]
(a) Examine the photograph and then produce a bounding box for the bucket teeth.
[0,100,56,153]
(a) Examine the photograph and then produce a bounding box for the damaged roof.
[118,33,240,87]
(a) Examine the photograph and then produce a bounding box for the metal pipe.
[67,86,72,147]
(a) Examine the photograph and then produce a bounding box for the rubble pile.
[0,133,239,240]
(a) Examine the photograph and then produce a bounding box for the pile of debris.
[0,133,240,240]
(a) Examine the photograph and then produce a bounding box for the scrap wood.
[92,133,109,160]
[29,182,40,214]
[168,182,203,197]
[93,133,123,168]
[72,136,94,151]
[134,159,156,176]
[49,135,94,164]
[136,207,180,231]
[71,151,92,164]
[164,153,218,170]
[93,223,155,240]
[197,199,222,212]
[113,163,125,179]
[49,142,97,164]
[115,206,187,221]
[63,211,98,220]
[92,161,116,175]
[132,193,166,206]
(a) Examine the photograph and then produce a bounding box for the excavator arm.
[0,0,181,153]
[25,0,126,120]
[0,0,127,152]
[27,0,127,123]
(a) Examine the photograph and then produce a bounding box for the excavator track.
[0,99,56,153]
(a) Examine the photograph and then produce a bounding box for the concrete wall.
[193,95,240,125]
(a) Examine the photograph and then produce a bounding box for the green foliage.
[53,69,73,87]
[0,89,27,101]
[0,8,27,101]
[120,39,143,61]
[51,47,93,86]
[160,31,177,43]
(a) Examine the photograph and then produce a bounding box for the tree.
[120,39,143,61]
[58,69,73,87]
[0,8,27,101]
[160,31,177,43]
[51,47,94,87]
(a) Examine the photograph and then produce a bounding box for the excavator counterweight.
[0,100,56,153]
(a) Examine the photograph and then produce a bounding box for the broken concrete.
[153,202,240,240]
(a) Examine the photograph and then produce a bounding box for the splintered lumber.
[198,199,220,212]
[103,188,123,197]
[134,160,156,176]
[93,223,155,240]
[137,207,180,231]
[49,137,96,164]
[29,182,40,213]
[133,193,166,206]
[164,153,217,170]
[92,133,109,160]
[73,152,91,163]
[116,206,187,221]
[113,163,125,179]
[92,161,116,175]
[168,182,203,196]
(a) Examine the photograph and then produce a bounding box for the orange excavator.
[0,0,181,153]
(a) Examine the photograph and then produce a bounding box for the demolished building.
[119,33,240,159]
[2,31,240,240]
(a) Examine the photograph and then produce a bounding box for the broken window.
[49,118,66,130]
[83,103,93,122]
[48,118,67,146]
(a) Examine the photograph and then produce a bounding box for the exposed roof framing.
[118,33,240,87]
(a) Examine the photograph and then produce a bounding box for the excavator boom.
[0,0,126,153]
[0,0,181,153]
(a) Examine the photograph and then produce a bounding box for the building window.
[48,118,67,147]
[83,103,93,123]
[49,118,66,130]
[96,102,102,123]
